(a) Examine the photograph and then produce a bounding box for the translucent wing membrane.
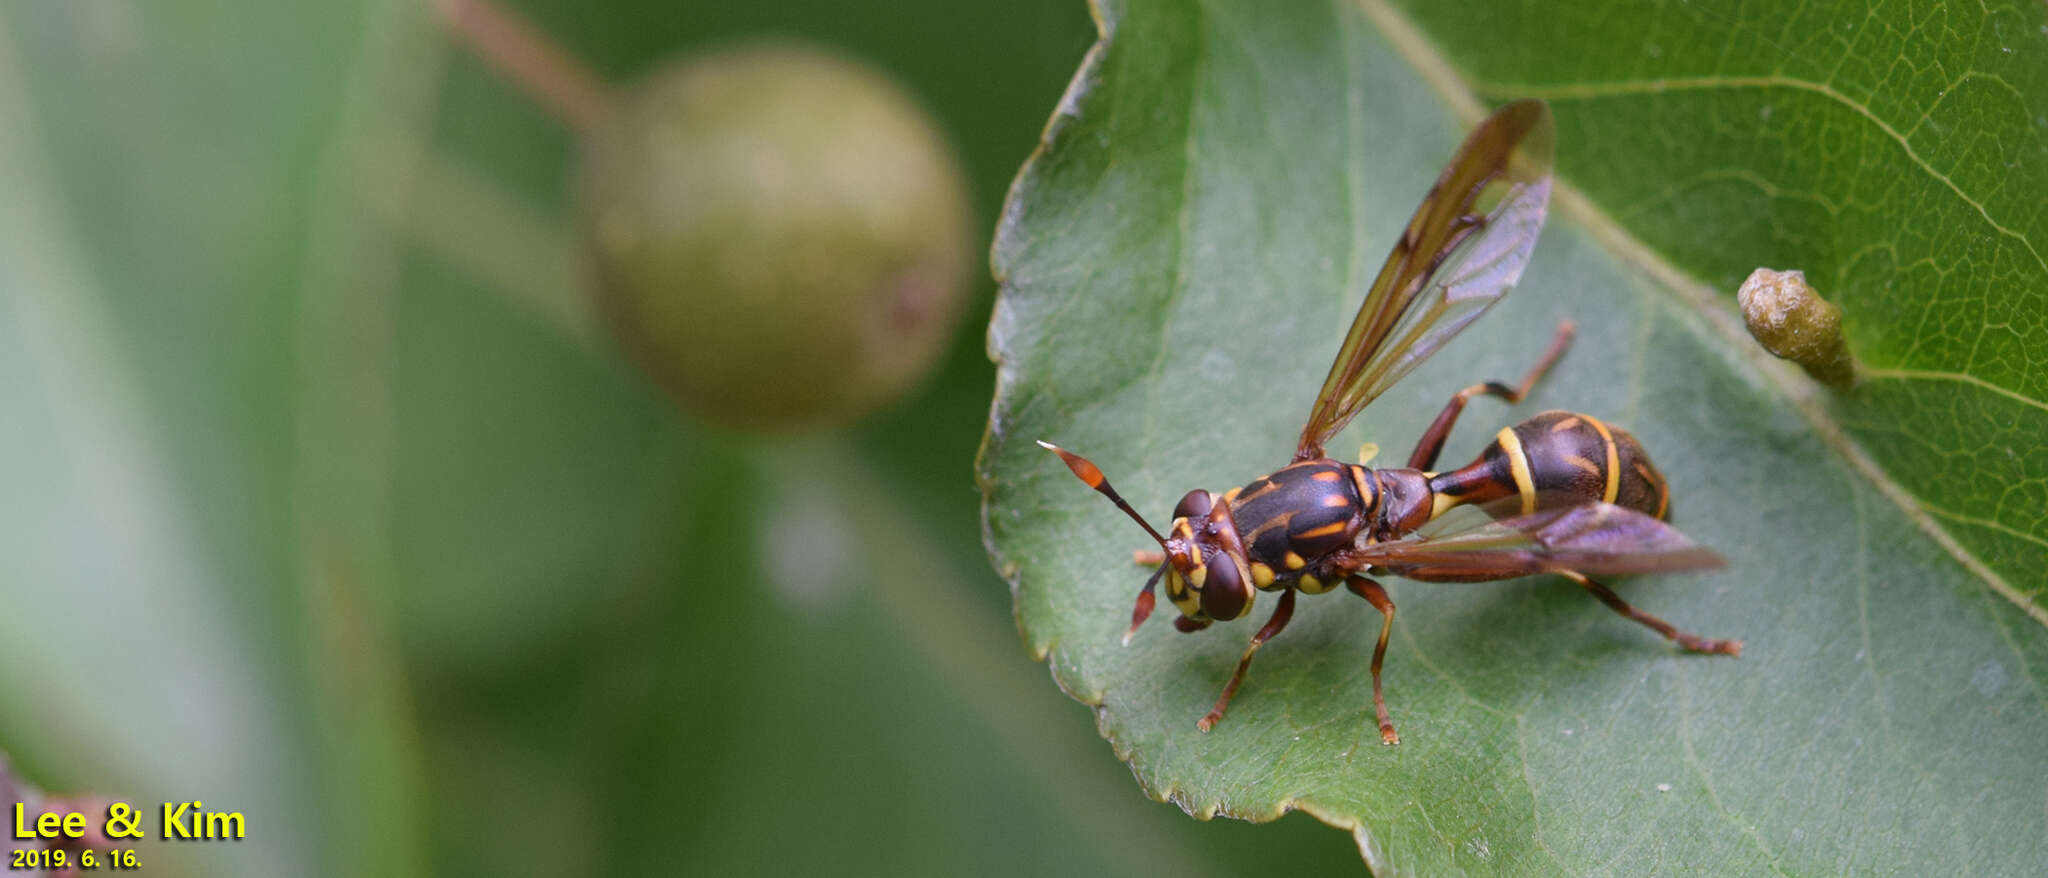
[1350,502,1726,581]
[1350,175,1551,412]
[1296,100,1555,461]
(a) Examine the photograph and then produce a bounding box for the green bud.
[576,40,973,431]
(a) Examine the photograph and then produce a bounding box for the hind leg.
[1558,570,1742,656]
[1197,588,1298,732]
[1408,321,1574,470]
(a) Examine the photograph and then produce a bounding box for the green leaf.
[980,0,2048,873]
[0,0,1370,876]
[1393,0,2048,630]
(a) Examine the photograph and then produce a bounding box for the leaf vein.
[1860,366,2048,415]
[1355,0,2048,632]
[1921,503,2048,555]
[1677,672,1790,876]
[1465,74,2048,289]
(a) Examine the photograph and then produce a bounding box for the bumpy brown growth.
[1738,268,1856,390]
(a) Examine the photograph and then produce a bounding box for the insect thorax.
[1221,459,1371,595]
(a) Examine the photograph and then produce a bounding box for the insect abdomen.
[1430,410,1670,520]
[1227,460,1365,591]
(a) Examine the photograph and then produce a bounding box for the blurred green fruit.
[575,40,974,431]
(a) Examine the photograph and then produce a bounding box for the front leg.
[1197,588,1297,732]
[1345,576,1401,745]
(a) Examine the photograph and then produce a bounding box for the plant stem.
[434,0,613,134]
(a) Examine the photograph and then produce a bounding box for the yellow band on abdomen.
[1585,415,1619,504]
[1496,426,1537,515]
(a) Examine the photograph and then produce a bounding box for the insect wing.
[1296,100,1555,461]
[1350,502,1724,581]
[1349,172,1551,412]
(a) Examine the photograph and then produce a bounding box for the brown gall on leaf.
[1738,268,1856,391]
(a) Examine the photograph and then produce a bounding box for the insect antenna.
[1036,441,1173,551]
[1038,441,1179,645]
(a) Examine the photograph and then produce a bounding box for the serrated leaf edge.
[980,0,2048,871]
[973,1,1399,867]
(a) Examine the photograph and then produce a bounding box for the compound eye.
[1173,489,1213,521]
[1199,557,1251,621]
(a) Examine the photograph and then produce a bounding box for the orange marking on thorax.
[1234,479,1279,505]
[1348,466,1377,509]
[1295,521,1347,540]
[1245,513,1293,543]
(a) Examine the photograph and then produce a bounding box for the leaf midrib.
[1353,0,2048,634]
[1469,74,2048,296]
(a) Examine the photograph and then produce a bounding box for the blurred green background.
[0,0,1365,875]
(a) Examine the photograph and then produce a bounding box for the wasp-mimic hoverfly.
[1039,99,1740,745]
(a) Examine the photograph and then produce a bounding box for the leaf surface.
[981,1,2048,873]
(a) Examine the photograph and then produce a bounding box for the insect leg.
[1557,570,1742,656]
[1124,562,1168,646]
[1196,588,1297,732]
[1345,576,1401,745]
[1132,550,1165,566]
[1406,321,1575,470]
